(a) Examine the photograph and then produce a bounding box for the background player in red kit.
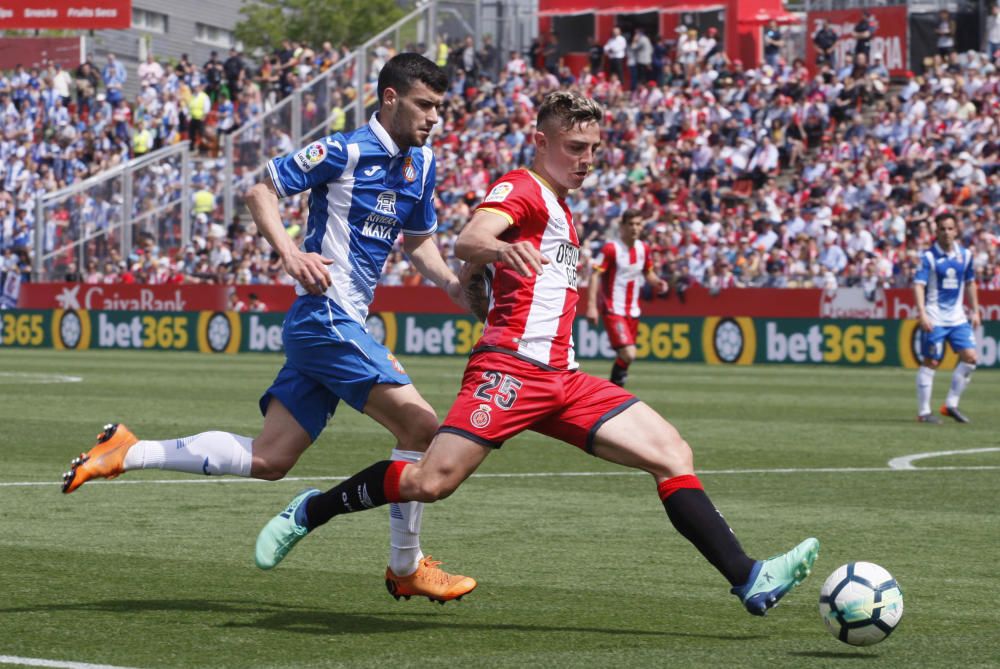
[586,208,668,386]
[257,91,820,617]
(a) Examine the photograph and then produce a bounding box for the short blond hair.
[537,91,604,132]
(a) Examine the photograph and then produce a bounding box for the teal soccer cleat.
[255,489,320,570]
[731,537,820,616]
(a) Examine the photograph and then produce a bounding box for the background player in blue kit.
[914,212,981,423]
[61,53,478,603]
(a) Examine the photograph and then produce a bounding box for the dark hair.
[935,211,955,225]
[537,90,604,131]
[622,208,643,224]
[377,53,448,104]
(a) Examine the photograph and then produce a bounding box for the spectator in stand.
[633,28,653,86]
[813,19,838,68]
[587,36,603,77]
[937,10,957,57]
[138,54,164,91]
[223,48,246,99]
[763,20,783,68]
[101,53,127,105]
[987,5,1000,60]
[187,82,211,152]
[853,11,875,59]
[605,27,627,82]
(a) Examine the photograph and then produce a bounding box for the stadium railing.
[31,0,485,280]
[220,0,455,225]
[33,142,191,280]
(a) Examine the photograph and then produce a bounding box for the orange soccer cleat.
[385,556,477,604]
[61,423,138,494]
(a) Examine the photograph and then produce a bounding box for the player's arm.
[454,209,548,277]
[586,268,602,324]
[913,254,933,332]
[402,234,465,309]
[245,178,332,294]
[913,283,933,332]
[645,267,668,294]
[966,279,981,328]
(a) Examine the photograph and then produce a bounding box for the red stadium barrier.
[18,283,1000,320]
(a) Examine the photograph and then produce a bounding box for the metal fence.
[33,142,191,281]
[220,0,497,223]
[32,0,513,281]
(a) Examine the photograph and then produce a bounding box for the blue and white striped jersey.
[914,242,975,327]
[267,114,437,325]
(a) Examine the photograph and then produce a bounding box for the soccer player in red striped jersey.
[256,91,819,617]
[586,209,667,386]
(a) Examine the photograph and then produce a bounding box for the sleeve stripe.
[478,207,515,226]
[266,160,288,199]
[420,146,433,199]
[403,223,438,237]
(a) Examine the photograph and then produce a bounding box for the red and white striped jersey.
[474,169,580,370]
[593,238,652,317]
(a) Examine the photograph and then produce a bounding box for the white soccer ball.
[819,562,904,646]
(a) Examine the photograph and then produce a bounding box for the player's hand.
[458,262,489,322]
[446,276,469,311]
[919,313,934,333]
[281,248,334,295]
[971,310,982,329]
[497,241,549,277]
[585,305,599,325]
[655,278,669,295]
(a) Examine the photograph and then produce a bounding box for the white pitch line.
[0,655,141,669]
[0,372,82,384]
[887,446,1000,470]
[4,464,999,489]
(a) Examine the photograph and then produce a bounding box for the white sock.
[387,448,425,576]
[946,362,976,408]
[121,431,253,477]
[916,366,935,416]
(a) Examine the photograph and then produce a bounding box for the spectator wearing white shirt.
[605,28,627,83]
[138,54,165,91]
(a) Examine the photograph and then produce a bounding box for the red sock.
[657,473,704,501]
[384,460,408,503]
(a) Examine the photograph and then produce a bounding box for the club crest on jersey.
[387,352,405,374]
[376,191,397,215]
[484,182,513,203]
[294,142,326,172]
[402,156,417,182]
[470,403,492,429]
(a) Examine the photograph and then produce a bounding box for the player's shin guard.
[303,460,407,530]
[658,474,756,587]
[916,366,936,416]
[946,361,975,408]
[121,432,253,476]
[388,449,425,576]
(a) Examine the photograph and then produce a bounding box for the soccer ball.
[819,562,904,646]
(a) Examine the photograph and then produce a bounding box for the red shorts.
[440,350,638,452]
[603,313,639,350]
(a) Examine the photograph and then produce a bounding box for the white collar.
[369,113,401,157]
[934,241,959,257]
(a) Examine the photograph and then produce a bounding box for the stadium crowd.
[3,26,1000,301]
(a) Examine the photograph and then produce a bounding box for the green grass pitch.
[1,349,998,668]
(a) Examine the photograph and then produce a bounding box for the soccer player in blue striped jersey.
[61,54,477,603]
[913,212,981,423]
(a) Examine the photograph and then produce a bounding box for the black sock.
[660,480,756,587]
[610,358,629,386]
[304,460,394,530]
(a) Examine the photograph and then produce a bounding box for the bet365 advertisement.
[3,309,999,369]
